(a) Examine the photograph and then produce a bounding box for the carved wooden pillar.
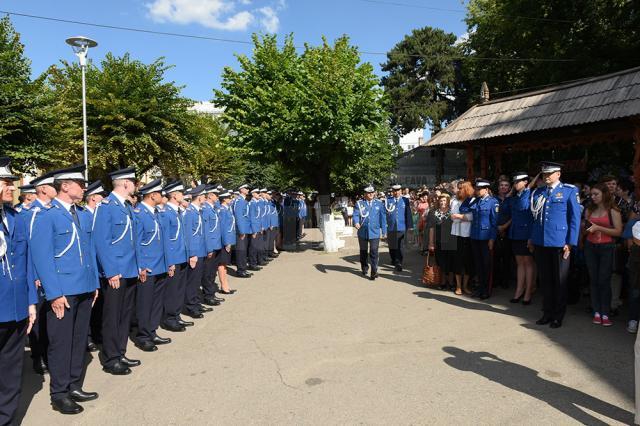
[480,145,488,178]
[466,144,474,181]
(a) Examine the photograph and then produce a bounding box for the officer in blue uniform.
[0,157,37,424]
[266,191,279,259]
[258,189,271,265]
[296,191,307,241]
[158,180,193,332]
[93,167,141,375]
[233,184,252,278]
[385,184,414,272]
[16,184,36,212]
[217,191,238,295]
[202,185,223,306]
[132,179,172,352]
[529,162,581,328]
[459,178,499,299]
[248,188,263,270]
[183,184,210,318]
[353,185,387,281]
[84,180,106,217]
[26,170,57,374]
[30,164,100,414]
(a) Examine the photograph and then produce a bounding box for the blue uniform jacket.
[93,193,139,279]
[269,201,279,228]
[0,204,37,322]
[260,199,270,230]
[298,200,307,219]
[220,205,237,246]
[202,202,222,252]
[385,196,413,232]
[530,183,581,247]
[504,189,533,241]
[158,203,188,266]
[184,204,206,258]
[26,198,53,289]
[459,196,499,241]
[30,200,99,300]
[353,199,387,240]
[249,199,262,234]
[234,197,252,235]
[133,203,167,276]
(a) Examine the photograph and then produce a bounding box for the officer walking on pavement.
[529,161,581,329]
[459,178,499,299]
[233,184,252,278]
[30,164,100,414]
[385,184,414,272]
[93,167,141,375]
[353,185,387,281]
[158,180,193,332]
[132,179,172,352]
[0,157,36,424]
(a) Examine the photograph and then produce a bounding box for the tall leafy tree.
[215,34,396,194]
[381,27,461,136]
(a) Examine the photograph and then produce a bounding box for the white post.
[81,63,88,180]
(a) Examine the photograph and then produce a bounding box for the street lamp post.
[65,36,98,180]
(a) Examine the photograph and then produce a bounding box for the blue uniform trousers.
[471,239,492,297]
[0,319,27,425]
[534,246,570,321]
[248,233,261,266]
[47,292,92,401]
[135,273,168,344]
[359,238,380,273]
[234,234,249,272]
[267,228,276,256]
[162,262,188,327]
[184,257,205,315]
[261,231,269,262]
[202,253,219,298]
[28,294,49,364]
[388,231,405,266]
[101,277,137,367]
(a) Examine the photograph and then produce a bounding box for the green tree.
[381,27,461,136]
[215,34,396,194]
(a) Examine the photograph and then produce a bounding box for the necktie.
[70,205,81,227]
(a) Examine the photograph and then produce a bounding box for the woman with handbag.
[424,194,457,291]
[451,181,474,295]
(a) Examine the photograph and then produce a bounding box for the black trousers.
[202,253,219,298]
[359,238,380,273]
[47,293,92,401]
[268,228,277,255]
[89,289,103,343]
[261,231,269,262]
[493,235,514,288]
[534,246,571,321]
[135,273,168,343]
[0,319,27,425]
[235,234,249,272]
[248,233,261,266]
[388,231,406,266]
[184,257,205,314]
[28,294,48,362]
[471,239,492,296]
[296,217,302,240]
[101,277,137,367]
[163,262,188,327]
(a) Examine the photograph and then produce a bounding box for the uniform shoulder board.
[32,206,41,213]
[53,204,61,209]
[101,199,111,204]
[133,208,140,213]
[495,204,500,213]
[563,183,576,188]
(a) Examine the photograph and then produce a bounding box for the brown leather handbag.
[422,251,441,287]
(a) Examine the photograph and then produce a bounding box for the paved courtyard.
[19,231,636,425]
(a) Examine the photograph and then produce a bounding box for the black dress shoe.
[549,320,562,329]
[219,289,236,295]
[247,265,262,271]
[198,305,213,313]
[177,318,194,327]
[370,271,378,281]
[510,295,523,303]
[33,358,49,375]
[522,300,532,306]
[236,271,253,278]
[202,298,221,306]
[135,340,158,352]
[120,356,141,367]
[479,294,490,300]
[258,261,268,266]
[152,335,172,345]
[69,389,99,402]
[361,269,368,276]
[103,362,132,375]
[52,397,83,414]
[394,265,403,272]
[161,322,186,332]
[182,310,204,319]
[87,341,99,353]
[536,316,552,325]
[213,296,225,302]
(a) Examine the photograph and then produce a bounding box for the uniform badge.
[102,199,110,204]
[134,208,140,213]
[495,204,499,213]
[555,192,563,199]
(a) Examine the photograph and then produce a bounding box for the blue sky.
[3,0,468,101]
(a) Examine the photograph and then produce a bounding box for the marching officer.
[30,164,99,414]
[529,161,581,328]
[183,184,210,319]
[353,185,387,281]
[26,170,57,374]
[132,179,172,352]
[0,157,36,424]
[202,185,223,306]
[459,178,499,300]
[93,167,141,375]
[385,184,414,272]
[233,184,252,278]
[248,188,263,270]
[158,180,193,332]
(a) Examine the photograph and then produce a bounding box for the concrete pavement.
[18,230,636,425]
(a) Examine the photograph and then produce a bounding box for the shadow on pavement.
[442,346,634,425]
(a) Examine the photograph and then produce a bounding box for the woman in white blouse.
[450,181,475,295]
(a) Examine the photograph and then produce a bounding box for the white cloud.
[146,0,285,32]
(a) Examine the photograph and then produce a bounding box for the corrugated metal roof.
[426,66,640,146]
